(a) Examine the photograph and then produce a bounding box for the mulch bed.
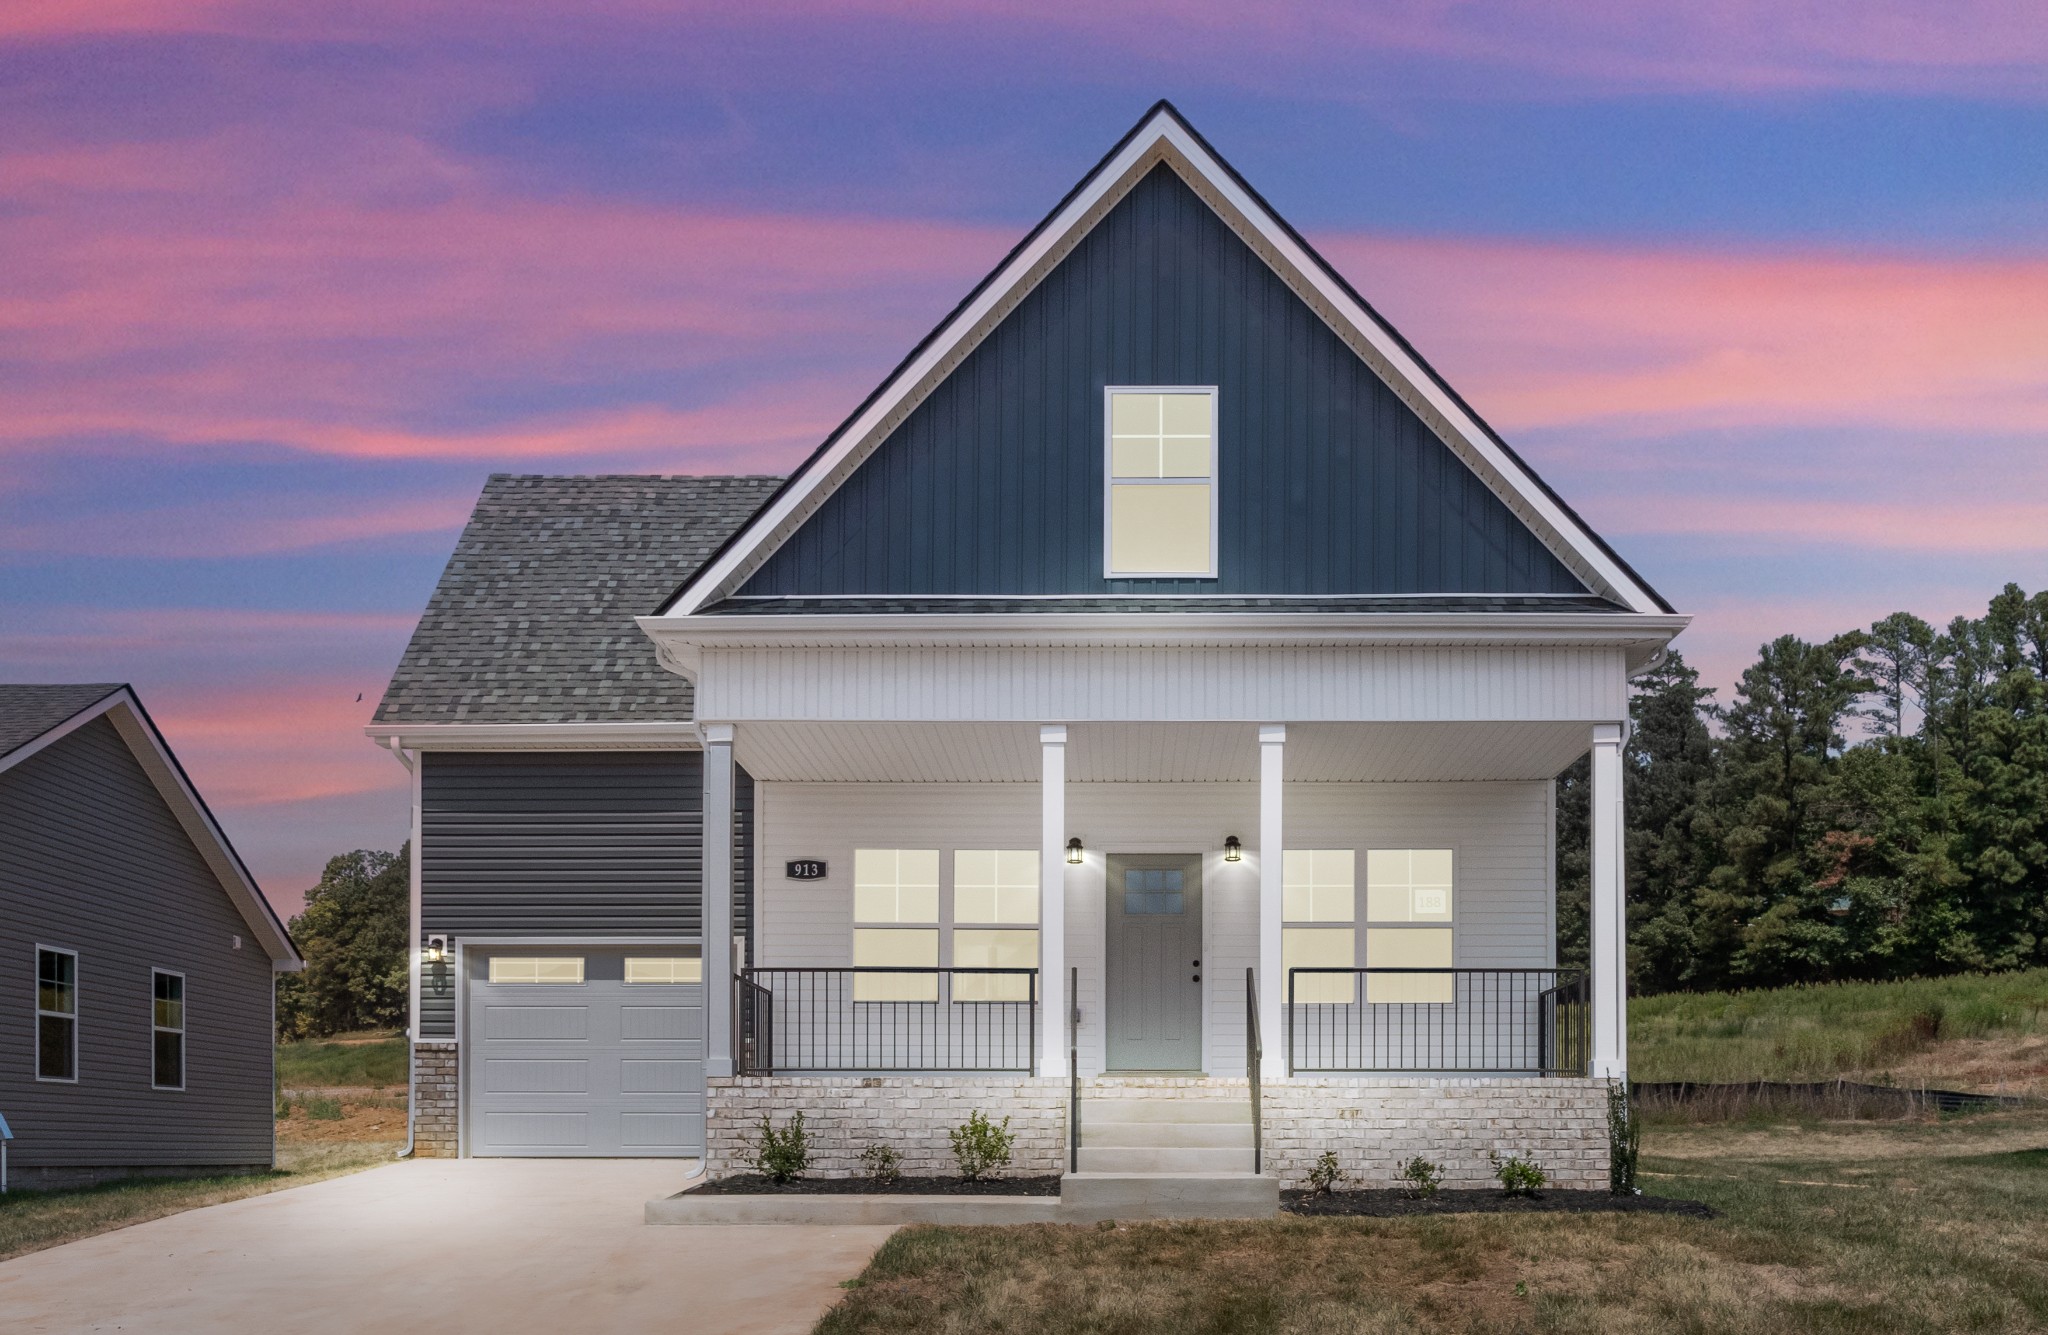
[1283,1188,1716,1218]
[685,1173,1062,1197]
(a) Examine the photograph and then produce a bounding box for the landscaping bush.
[1490,1151,1546,1197]
[859,1143,901,1184]
[1306,1151,1346,1197]
[1396,1156,1442,1198]
[754,1112,810,1183]
[949,1111,1014,1182]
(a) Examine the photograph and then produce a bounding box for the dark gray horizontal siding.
[419,952,456,1040]
[0,718,275,1168]
[739,162,1585,600]
[421,751,704,938]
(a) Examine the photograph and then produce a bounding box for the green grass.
[0,1141,396,1262]
[816,1110,2048,1335]
[275,1032,408,1089]
[1629,969,2048,1084]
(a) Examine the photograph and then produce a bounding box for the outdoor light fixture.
[425,936,447,964]
[1066,837,1084,864]
[1223,835,1243,862]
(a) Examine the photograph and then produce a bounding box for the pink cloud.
[1605,495,2048,554]
[129,676,405,810]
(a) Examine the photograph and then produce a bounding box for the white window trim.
[1102,385,1220,580]
[35,944,79,1084]
[151,968,186,1092]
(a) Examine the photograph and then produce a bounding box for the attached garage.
[464,947,704,1157]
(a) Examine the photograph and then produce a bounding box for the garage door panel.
[620,1005,697,1041]
[482,1112,590,1149]
[483,1005,588,1041]
[620,1112,701,1149]
[484,1058,589,1094]
[620,1059,697,1094]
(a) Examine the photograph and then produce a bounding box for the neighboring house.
[371,103,1683,1197]
[0,685,301,1189]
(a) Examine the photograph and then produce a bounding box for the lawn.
[817,1108,2048,1334]
[276,1030,409,1089]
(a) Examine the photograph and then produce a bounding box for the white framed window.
[1104,387,1217,578]
[36,946,77,1082]
[152,970,185,1090]
[1365,850,1455,1003]
[952,849,1039,1002]
[853,849,940,1002]
[487,956,585,985]
[1283,851,1356,1004]
[625,954,702,984]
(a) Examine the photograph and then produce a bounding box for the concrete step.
[1082,1099,1253,1125]
[1081,1120,1255,1149]
[1076,1146,1257,1174]
[1060,1171,1279,1222]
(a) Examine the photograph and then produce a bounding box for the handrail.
[1244,967,1261,1175]
[1068,965,1080,1174]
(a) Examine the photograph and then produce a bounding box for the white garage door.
[465,947,704,1157]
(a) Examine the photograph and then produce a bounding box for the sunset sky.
[4,2,2045,914]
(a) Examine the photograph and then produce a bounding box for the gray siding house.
[0,685,301,1188]
[372,104,1684,1199]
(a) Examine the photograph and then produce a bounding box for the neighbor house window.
[1365,850,1455,1003]
[624,955,703,984]
[1283,851,1356,1004]
[488,957,585,984]
[152,970,185,1090]
[36,947,77,1081]
[1105,387,1216,578]
[853,849,940,1001]
[953,850,1038,1002]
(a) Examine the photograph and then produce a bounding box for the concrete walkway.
[0,1160,896,1334]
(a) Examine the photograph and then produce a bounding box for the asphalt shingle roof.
[0,684,125,761]
[374,474,783,725]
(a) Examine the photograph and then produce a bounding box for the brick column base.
[411,1041,459,1157]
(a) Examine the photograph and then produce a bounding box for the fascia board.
[363,721,702,751]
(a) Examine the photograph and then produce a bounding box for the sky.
[3,2,2045,916]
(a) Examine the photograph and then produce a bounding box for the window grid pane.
[1284,927,1356,1004]
[488,957,585,985]
[952,928,1038,1002]
[852,928,939,1002]
[854,848,940,924]
[953,849,1039,925]
[1283,849,1356,923]
[624,956,703,984]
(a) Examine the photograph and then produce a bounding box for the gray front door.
[1105,855,1204,1071]
[465,947,704,1157]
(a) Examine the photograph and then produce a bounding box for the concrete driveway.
[0,1160,896,1334]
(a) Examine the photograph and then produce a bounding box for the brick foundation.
[410,1041,459,1158]
[707,1076,1069,1177]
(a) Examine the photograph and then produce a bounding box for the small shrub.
[304,1095,344,1121]
[858,1142,901,1184]
[1490,1151,1546,1198]
[754,1112,810,1183]
[1306,1151,1346,1197]
[1608,1084,1641,1195]
[1396,1156,1443,1198]
[949,1111,1014,1181]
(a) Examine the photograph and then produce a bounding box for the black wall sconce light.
[1223,835,1243,863]
[1066,837,1084,864]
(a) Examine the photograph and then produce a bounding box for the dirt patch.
[689,1174,1060,1196]
[276,1095,406,1145]
[1284,1188,1715,1218]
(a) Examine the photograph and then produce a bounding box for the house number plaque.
[785,859,828,880]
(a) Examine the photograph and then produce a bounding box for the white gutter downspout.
[375,737,422,1160]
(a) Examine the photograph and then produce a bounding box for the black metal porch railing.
[1285,968,1589,1075]
[735,968,1038,1074]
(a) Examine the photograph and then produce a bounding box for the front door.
[1105,854,1204,1071]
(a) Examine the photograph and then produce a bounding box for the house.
[370,103,1682,1199]
[0,685,301,1189]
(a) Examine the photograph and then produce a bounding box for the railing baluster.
[1284,968,1587,1076]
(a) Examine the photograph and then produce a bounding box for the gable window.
[1105,387,1216,578]
[1282,851,1356,1004]
[952,850,1038,1002]
[1365,850,1455,1003]
[36,947,77,1082]
[853,849,940,1001]
[152,970,185,1090]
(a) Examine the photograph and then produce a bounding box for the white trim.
[654,105,1668,618]
[365,721,700,751]
[33,944,79,1085]
[1101,385,1219,580]
[717,591,1611,603]
[455,936,704,947]
[150,967,186,1092]
[1257,725,1285,1079]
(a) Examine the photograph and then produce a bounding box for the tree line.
[1558,582,2048,993]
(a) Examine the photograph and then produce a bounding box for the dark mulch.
[685,1173,1062,1197]
[1283,1188,1717,1218]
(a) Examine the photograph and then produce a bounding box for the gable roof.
[374,473,783,726]
[0,684,300,968]
[657,101,1672,619]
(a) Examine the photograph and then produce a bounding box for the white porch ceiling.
[733,721,1597,784]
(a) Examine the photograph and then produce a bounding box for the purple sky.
[4,2,2045,915]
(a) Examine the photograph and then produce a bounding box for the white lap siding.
[755,779,1553,1076]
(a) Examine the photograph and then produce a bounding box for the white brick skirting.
[707,1076,1069,1178]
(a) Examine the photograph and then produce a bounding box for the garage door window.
[489,957,585,984]
[625,956,702,984]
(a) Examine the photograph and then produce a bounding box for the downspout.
[375,736,421,1159]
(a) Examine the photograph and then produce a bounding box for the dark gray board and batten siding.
[0,717,276,1171]
[738,162,1588,601]
[417,751,754,1038]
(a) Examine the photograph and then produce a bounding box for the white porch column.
[700,723,736,1078]
[1039,724,1068,1077]
[1588,722,1627,1079]
[1257,723,1286,1079]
